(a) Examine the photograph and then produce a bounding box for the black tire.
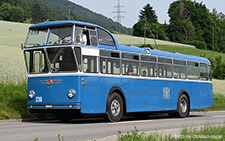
[169,94,190,118]
[105,92,124,122]
[177,94,190,118]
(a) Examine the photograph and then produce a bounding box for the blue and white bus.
[23,21,213,122]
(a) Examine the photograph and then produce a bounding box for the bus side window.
[97,28,115,46]
[187,61,199,80]
[100,50,120,75]
[122,53,139,76]
[90,30,97,46]
[158,57,172,78]
[141,55,156,77]
[83,56,97,73]
[173,60,186,79]
[200,63,208,81]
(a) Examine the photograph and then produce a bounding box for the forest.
[133,0,225,53]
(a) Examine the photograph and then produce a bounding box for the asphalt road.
[0,111,225,141]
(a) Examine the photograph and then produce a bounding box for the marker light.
[29,90,35,99]
[67,89,75,98]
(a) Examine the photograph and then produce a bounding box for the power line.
[112,0,126,31]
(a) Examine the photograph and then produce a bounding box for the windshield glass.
[25,29,48,47]
[48,26,73,45]
[24,47,80,74]
[46,47,77,72]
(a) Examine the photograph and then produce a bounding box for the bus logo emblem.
[47,80,52,85]
[163,87,170,99]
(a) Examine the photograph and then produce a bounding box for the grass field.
[0,21,29,83]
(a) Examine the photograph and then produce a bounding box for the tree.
[0,3,11,20]
[9,6,25,22]
[139,4,158,23]
[132,21,145,37]
[32,3,44,23]
[182,19,195,41]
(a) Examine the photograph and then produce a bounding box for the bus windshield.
[25,26,73,47]
[25,29,48,47]
[24,47,80,74]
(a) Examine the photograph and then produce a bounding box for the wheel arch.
[105,86,127,115]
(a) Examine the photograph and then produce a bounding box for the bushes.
[184,40,207,50]
[208,56,225,79]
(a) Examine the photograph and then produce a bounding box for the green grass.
[207,94,225,111]
[118,125,225,141]
[0,82,30,119]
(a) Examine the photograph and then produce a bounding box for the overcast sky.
[69,0,225,28]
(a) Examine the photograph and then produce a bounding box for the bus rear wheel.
[170,94,189,118]
[105,92,124,122]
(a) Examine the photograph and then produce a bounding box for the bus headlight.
[29,90,35,99]
[67,89,75,99]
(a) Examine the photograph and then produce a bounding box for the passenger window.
[158,57,172,78]
[141,55,156,77]
[122,61,139,76]
[187,61,199,80]
[208,65,212,81]
[200,63,208,80]
[173,59,186,79]
[90,30,97,46]
[83,56,97,73]
[122,53,139,76]
[97,28,115,46]
[75,26,97,46]
[100,50,120,74]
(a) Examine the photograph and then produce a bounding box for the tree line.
[133,0,225,53]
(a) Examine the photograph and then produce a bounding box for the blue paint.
[27,75,212,114]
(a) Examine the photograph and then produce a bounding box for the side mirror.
[21,43,24,50]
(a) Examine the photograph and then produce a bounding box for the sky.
[69,0,225,28]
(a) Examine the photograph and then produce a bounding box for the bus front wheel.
[105,92,124,122]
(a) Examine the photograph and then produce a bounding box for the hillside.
[0,0,132,34]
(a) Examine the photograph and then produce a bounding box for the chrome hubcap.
[111,99,120,116]
[180,99,187,113]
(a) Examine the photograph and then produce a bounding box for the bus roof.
[150,49,210,64]
[28,21,211,65]
[29,21,101,29]
[116,45,210,64]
